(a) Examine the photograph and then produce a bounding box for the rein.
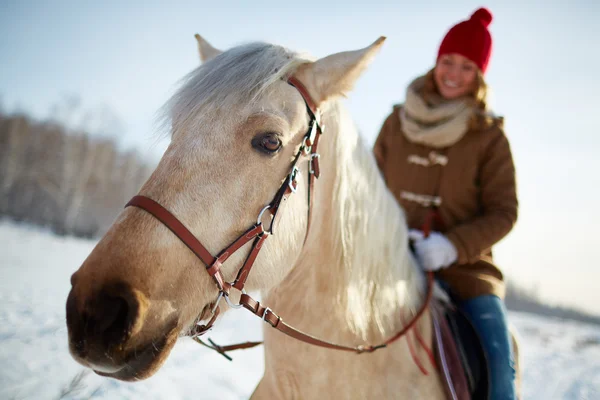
[125,76,434,362]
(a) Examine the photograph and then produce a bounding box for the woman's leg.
[460,295,516,400]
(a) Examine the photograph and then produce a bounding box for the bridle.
[125,76,433,362]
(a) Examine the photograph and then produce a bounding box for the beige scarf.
[399,76,474,148]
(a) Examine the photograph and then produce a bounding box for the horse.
[66,35,519,399]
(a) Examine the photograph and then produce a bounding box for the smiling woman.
[434,54,478,100]
[374,7,519,400]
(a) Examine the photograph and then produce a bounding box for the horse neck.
[265,102,425,343]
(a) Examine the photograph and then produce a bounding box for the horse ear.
[294,37,386,105]
[194,34,223,63]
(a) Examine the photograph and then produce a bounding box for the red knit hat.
[437,8,493,73]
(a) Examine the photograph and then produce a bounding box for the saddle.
[430,292,490,400]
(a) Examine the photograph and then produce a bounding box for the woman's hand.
[408,230,458,271]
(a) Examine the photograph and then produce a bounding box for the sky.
[1,0,599,314]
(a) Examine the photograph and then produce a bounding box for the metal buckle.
[261,307,272,322]
[288,166,300,193]
[257,204,271,225]
[223,288,246,309]
[210,291,224,314]
[257,205,275,233]
[302,136,312,155]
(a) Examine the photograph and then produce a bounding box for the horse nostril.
[94,294,132,347]
[67,282,148,360]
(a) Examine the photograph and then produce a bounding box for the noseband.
[126,76,433,361]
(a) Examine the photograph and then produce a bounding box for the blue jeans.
[460,295,517,400]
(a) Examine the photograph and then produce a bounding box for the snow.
[1,220,598,399]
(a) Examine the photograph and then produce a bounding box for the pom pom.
[470,7,493,27]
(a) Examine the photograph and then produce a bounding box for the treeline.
[0,111,153,237]
[505,279,600,326]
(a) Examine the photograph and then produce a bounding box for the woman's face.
[434,53,478,100]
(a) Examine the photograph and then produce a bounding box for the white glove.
[408,230,458,271]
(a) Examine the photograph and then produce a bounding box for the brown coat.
[374,105,518,300]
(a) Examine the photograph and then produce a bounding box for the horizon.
[2,0,599,314]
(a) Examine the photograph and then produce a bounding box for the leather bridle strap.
[126,195,228,292]
[238,272,433,354]
[288,76,322,239]
[191,272,433,359]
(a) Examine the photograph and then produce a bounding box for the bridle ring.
[257,205,271,225]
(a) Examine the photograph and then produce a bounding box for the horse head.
[65,35,385,381]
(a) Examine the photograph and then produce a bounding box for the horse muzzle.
[65,278,179,381]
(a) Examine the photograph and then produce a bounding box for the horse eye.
[252,133,282,154]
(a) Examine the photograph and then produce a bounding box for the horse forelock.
[158,42,312,138]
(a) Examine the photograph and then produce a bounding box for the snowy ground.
[1,220,599,399]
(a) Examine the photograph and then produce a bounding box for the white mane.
[325,103,425,339]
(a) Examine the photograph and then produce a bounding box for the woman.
[374,8,518,400]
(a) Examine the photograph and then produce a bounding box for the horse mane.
[325,103,425,339]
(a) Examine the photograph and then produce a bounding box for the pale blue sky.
[2,1,599,313]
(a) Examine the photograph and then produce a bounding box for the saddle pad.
[431,301,471,400]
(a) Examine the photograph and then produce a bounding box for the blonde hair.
[418,68,496,131]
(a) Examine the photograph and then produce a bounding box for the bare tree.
[0,116,32,217]
[0,110,152,237]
